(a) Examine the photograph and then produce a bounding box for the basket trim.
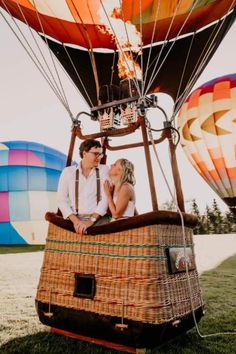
[45,247,167,259]
[46,238,192,249]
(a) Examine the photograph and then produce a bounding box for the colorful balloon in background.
[0,141,67,244]
[178,73,236,213]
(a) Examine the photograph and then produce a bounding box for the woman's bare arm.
[105,183,134,219]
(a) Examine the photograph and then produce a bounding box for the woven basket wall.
[36,222,203,324]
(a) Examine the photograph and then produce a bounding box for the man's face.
[83,146,103,167]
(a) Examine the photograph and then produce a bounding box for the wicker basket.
[36,220,203,325]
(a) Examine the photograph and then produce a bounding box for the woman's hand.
[104,180,113,199]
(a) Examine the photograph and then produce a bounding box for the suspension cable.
[142,0,161,94]
[16,1,72,113]
[139,0,144,96]
[118,0,142,97]
[144,0,200,96]
[62,44,93,107]
[31,0,71,112]
[172,6,236,118]
[0,6,74,119]
[110,50,116,85]
[174,33,195,110]
[144,0,186,95]
[100,0,142,97]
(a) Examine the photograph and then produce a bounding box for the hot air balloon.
[178,73,236,214]
[1,0,235,351]
[0,141,67,244]
[0,1,235,110]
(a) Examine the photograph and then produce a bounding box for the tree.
[190,199,206,234]
[211,199,223,234]
[161,200,176,211]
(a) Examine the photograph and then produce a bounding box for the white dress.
[112,194,135,220]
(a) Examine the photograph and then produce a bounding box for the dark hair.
[79,139,101,158]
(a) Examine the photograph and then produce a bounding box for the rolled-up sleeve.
[94,165,110,216]
[57,167,75,219]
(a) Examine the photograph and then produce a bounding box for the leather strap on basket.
[75,167,101,214]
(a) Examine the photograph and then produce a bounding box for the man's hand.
[69,214,93,235]
[73,219,93,234]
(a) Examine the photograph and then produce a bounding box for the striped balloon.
[0,141,68,244]
[178,74,236,210]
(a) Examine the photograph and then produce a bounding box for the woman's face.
[109,159,123,178]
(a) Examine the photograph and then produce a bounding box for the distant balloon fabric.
[178,74,236,209]
[0,141,67,244]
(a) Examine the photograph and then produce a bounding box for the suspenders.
[75,168,79,214]
[75,167,101,214]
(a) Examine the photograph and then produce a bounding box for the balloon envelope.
[0,141,67,244]
[178,73,236,209]
[0,1,235,107]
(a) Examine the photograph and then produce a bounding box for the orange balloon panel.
[0,0,234,49]
[178,74,236,207]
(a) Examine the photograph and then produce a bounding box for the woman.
[104,158,137,220]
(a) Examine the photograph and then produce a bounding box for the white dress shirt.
[57,163,110,219]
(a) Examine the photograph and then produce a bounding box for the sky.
[0,12,236,214]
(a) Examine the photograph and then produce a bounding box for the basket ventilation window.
[74,273,96,299]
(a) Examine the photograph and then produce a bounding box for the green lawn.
[1,256,235,354]
[0,245,44,254]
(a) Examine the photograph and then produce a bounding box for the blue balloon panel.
[0,150,8,166]
[28,167,47,191]
[0,222,27,244]
[0,166,9,191]
[8,166,28,191]
[47,169,61,191]
[9,191,30,222]
[0,140,68,244]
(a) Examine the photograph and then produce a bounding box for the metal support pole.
[140,117,158,211]
[167,129,185,212]
[66,127,77,167]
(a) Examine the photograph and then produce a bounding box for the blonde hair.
[119,158,136,186]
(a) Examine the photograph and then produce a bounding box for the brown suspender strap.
[75,168,79,214]
[96,168,101,205]
[75,168,101,215]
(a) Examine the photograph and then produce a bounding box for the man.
[57,139,109,234]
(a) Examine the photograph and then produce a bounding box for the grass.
[1,256,235,354]
[0,245,44,254]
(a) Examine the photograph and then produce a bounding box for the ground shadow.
[0,329,214,354]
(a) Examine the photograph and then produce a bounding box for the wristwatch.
[90,216,97,224]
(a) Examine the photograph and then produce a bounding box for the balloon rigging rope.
[68,1,101,104]
[146,118,236,338]
[30,0,72,113]
[144,0,200,98]
[100,0,142,97]
[15,0,68,106]
[62,44,94,107]
[139,0,144,96]
[173,2,236,119]
[0,3,74,119]
[142,0,161,95]
[20,0,71,114]
[110,51,116,85]
[117,0,142,96]
[143,0,183,96]
[174,32,195,111]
